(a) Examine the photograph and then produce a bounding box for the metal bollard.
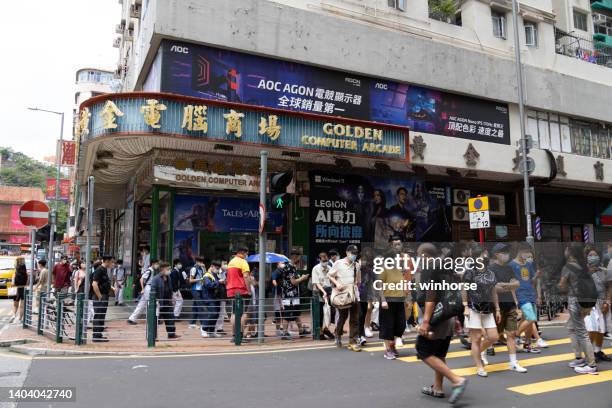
[55,293,65,343]
[75,293,85,345]
[22,289,30,329]
[37,292,46,335]
[234,293,243,346]
[147,289,157,347]
[312,295,321,340]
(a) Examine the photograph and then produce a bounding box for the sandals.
[421,385,445,398]
[449,378,468,405]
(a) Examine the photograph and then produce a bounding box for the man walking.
[278,253,310,340]
[227,247,251,341]
[311,251,335,340]
[52,255,72,295]
[328,244,361,351]
[189,257,207,333]
[150,262,179,340]
[91,256,114,342]
[170,259,185,319]
[127,259,159,324]
[112,259,127,306]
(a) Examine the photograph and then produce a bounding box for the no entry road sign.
[19,200,50,229]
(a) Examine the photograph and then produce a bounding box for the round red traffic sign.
[19,200,50,229]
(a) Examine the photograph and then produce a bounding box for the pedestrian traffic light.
[269,171,293,211]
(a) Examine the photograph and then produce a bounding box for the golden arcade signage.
[79,93,409,161]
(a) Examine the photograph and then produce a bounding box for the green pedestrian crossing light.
[269,171,293,212]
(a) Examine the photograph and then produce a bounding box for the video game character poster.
[309,171,451,265]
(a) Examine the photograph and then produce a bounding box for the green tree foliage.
[429,0,458,24]
[0,147,68,235]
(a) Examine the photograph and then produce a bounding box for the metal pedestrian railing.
[21,290,324,347]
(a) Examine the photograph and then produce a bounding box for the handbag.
[322,298,331,329]
[429,287,464,326]
[331,285,356,309]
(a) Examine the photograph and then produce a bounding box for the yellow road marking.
[451,348,612,377]
[508,370,612,395]
[397,338,571,363]
[364,339,460,352]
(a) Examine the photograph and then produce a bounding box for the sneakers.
[201,330,209,338]
[574,365,597,375]
[523,346,541,354]
[384,351,396,360]
[281,332,292,340]
[348,343,362,352]
[595,351,612,362]
[188,324,196,329]
[604,332,612,340]
[510,363,528,373]
[359,336,367,346]
[127,319,137,325]
[536,338,549,348]
[395,337,404,348]
[391,346,400,358]
[364,326,374,338]
[477,368,488,377]
[568,358,586,368]
[480,352,489,366]
[486,347,496,356]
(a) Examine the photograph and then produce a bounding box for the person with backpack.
[415,243,468,404]
[583,248,611,362]
[558,242,598,374]
[202,260,222,338]
[188,257,207,334]
[462,252,500,377]
[150,262,180,340]
[127,259,160,325]
[170,259,185,319]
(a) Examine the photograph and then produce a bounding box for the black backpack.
[568,264,597,309]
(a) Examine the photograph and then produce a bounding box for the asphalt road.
[0,326,610,408]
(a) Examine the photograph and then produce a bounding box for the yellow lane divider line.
[397,338,571,363]
[451,347,612,377]
[508,370,612,395]
[364,339,460,352]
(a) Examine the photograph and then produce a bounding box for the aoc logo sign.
[170,45,189,54]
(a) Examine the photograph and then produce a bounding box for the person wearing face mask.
[328,245,362,351]
[603,242,612,341]
[127,259,160,325]
[311,251,335,340]
[489,244,528,373]
[583,248,611,362]
[202,261,222,338]
[150,262,179,340]
[215,261,229,335]
[170,259,185,319]
[508,243,541,354]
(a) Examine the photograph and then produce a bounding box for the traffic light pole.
[258,151,268,344]
[511,0,534,247]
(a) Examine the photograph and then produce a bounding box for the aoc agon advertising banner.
[309,171,452,266]
[159,40,510,144]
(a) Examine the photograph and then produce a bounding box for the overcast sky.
[0,1,121,161]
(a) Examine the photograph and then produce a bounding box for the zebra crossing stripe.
[451,348,612,377]
[508,369,612,395]
[364,339,460,353]
[397,338,571,363]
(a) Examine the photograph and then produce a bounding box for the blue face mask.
[587,255,600,266]
[348,254,357,262]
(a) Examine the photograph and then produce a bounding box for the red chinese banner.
[46,178,71,201]
[9,235,30,244]
[61,140,76,166]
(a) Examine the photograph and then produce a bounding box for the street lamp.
[28,107,65,292]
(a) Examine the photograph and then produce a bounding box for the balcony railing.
[554,27,612,68]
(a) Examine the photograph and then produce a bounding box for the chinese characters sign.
[156,40,510,145]
[45,179,71,201]
[60,140,76,166]
[82,94,408,160]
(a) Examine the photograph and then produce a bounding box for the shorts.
[584,305,606,333]
[520,302,537,322]
[281,304,301,322]
[497,308,518,333]
[379,300,406,341]
[14,287,25,302]
[416,335,452,360]
[465,309,497,330]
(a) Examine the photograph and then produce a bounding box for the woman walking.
[9,257,28,323]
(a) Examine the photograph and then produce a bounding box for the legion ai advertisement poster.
[309,171,452,266]
[158,40,510,144]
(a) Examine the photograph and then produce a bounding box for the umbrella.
[246,252,289,264]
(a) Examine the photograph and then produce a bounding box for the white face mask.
[525,256,534,263]
[348,254,357,262]
[278,263,286,269]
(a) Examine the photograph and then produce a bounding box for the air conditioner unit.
[488,194,506,216]
[452,206,469,222]
[453,189,470,204]
[130,4,141,18]
[593,13,607,25]
[115,24,125,34]
[113,38,121,48]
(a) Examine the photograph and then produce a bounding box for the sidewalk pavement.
[0,311,570,357]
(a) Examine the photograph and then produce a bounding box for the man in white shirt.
[328,245,361,351]
[312,251,335,340]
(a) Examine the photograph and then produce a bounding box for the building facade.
[73,0,611,294]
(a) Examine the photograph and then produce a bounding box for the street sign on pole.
[19,200,50,229]
[258,203,266,235]
[469,211,490,229]
[468,196,491,233]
